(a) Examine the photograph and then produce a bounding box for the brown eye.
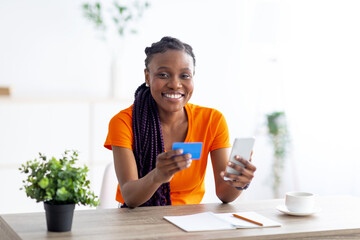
[158,73,168,78]
[182,74,191,79]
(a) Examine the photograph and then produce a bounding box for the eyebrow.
[156,67,192,71]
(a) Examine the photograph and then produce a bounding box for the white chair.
[98,162,119,209]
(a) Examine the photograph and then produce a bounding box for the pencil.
[232,213,264,226]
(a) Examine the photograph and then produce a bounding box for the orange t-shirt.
[104,103,231,205]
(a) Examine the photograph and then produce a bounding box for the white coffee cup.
[285,192,315,213]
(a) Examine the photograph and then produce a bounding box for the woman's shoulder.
[114,105,133,116]
[186,103,224,117]
[111,105,133,122]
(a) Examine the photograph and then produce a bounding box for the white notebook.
[164,211,281,232]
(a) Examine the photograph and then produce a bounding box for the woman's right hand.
[112,146,192,207]
[153,149,192,183]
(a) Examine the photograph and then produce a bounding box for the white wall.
[281,0,360,195]
[1,0,360,214]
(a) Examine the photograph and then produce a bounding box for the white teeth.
[164,94,182,99]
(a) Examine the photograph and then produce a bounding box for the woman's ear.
[144,68,150,85]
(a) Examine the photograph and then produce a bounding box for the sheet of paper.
[164,211,282,232]
[164,212,236,232]
[215,212,282,228]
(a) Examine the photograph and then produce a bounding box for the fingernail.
[186,161,191,168]
[178,149,183,154]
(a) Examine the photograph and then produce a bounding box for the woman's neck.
[159,107,189,150]
[158,107,187,127]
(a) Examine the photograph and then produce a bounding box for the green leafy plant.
[19,150,99,206]
[267,111,289,198]
[82,0,150,37]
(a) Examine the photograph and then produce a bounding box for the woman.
[104,36,256,208]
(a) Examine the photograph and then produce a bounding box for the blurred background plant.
[266,111,290,198]
[82,0,150,39]
[81,0,151,98]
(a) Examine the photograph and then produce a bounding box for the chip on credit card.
[172,142,203,160]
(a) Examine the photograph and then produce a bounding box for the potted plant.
[19,150,99,232]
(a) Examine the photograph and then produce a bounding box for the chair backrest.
[98,162,118,209]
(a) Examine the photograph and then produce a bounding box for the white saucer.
[276,205,321,216]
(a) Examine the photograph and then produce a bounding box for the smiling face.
[145,49,195,115]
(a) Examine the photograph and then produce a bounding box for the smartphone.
[224,137,255,180]
[172,142,203,160]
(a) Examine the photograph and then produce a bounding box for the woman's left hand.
[220,155,257,190]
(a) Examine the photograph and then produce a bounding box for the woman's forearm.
[112,146,190,207]
[120,169,162,208]
[216,181,242,203]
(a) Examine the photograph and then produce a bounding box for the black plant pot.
[44,202,75,232]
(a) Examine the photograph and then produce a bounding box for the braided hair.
[145,36,196,69]
[123,37,195,207]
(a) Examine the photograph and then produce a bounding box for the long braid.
[122,83,171,207]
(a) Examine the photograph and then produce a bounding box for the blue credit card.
[172,142,203,160]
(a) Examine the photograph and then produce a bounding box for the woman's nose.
[167,77,182,89]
